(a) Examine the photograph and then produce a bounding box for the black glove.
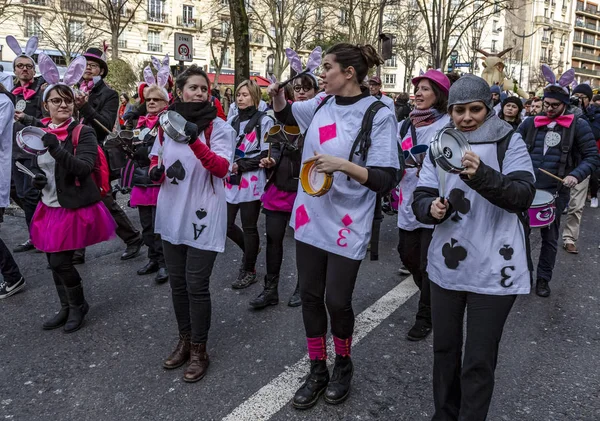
[42,133,59,151]
[149,165,165,182]
[32,173,48,190]
[122,111,136,122]
[184,122,199,144]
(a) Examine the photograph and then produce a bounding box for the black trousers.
[296,240,362,339]
[46,250,81,288]
[138,205,164,267]
[590,168,600,198]
[537,188,569,283]
[11,158,40,229]
[398,228,433,325]
[264,209,290,276]
[430,282,516,421]
[163,240,217,344]
[0,237,22,284]
[226,200,261,271]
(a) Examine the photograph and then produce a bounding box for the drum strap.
[557,124,576,179]
[346,101,387,180]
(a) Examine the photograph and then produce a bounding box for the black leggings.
[46,250,81,288]
[138,205,164,267]
[163,240,217,344]
[264,209,290,276]
[296,240,362,339]
[226,200,261,271]
[590,168,600,198]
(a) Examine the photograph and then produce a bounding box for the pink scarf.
[79,80,94,93]
[41,117,74,141]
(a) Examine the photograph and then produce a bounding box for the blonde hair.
[235,79,261,108]
[144,84,169,102]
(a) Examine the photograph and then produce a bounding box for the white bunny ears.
[6,35,38,67]
[38,53,87,101]
[541,64,575,94]
[142,54,171,100]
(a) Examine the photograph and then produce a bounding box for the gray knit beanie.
[448,74,493,111]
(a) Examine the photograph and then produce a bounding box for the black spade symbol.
[166,160,186,185]
[442,238,468,269]
[499,245,514,261]
[448,188,471,222]
[196,209,207,220]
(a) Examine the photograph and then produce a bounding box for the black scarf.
[170,101,217,132]
[238,105,258,122]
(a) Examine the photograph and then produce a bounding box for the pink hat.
[411,70,450,97]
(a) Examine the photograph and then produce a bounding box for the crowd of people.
[1,34,599,420]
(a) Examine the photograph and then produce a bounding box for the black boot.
[324,355,353,405]
[292,359,330,410]
[287,281,301,307]
[43,278,69,330]
[249,275,279,309]
[64,285,90,333]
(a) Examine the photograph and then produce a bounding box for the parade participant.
[228,98,269,120]
[130,67,171,284]
[6,36,43,253]
[269,43,400,409]
[524,99,533,116]
[530,97,543,116]
[395,92,411,122]
[74,47,143,264]
[518,66,599,297]
[222,87,233,116]
[368,76,395,112]
[397,69,451,341]
[593,94,600,106]
[412,73,536,420]
[498,96,523,130]
[118,93,132,128]
[148,64,235,382]
[226,80,274,289]
[249,73,319,310]
[0,82,25,299]
[490,84,502,114]
[30,54,116,332]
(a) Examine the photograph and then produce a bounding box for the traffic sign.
[450,50,459,59]
[174,33,193,62]
[454,63,471,68]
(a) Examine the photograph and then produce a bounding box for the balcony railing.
[573,50,600,62]
[177,16,201,29]
[573,66,600,76]
[211,28,228,39]
[147,12,168,23]
[24,29,43,39]
[60,0,93,13]
[25,0,48,5]
[148,43,162,52]
[250,33,264,44]
[541,36,550,43]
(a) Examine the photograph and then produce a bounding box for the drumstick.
[539,168,563,183]
[93,119,113,135]
[15,162,35,178]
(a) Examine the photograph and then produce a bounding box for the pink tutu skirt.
[30,202,117,253]
[130,186,160,207]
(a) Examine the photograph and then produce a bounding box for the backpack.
[230,111,268,151]
[72,124,111,197]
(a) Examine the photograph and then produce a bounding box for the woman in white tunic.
[397,70,451,342]
[269,43,400,409]
[148,65,236,383]
[412,74,535,420]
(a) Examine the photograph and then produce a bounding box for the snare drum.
[16,127,48,156]
[528,190,556,228]
[300,160,333,197]
[430,128,471,173]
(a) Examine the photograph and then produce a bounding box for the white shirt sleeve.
[416,149,439,190]
[0,97,14,207]
[209,118,237,166]
[291,92,328,133]
[260,116,275,151]
[501,132,535,178]
[365,107,400,169]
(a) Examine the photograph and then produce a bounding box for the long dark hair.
[325,43,384,85]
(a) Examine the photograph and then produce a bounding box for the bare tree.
[229,0,250,87]
[209,22,233,85]
[0,0,18,26]
[391,7,427,91]
[346,0,380,45]
[86,0,145,59]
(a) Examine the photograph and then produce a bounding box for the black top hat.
[83,47,109,78]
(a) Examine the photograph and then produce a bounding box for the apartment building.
[573,0,600,85]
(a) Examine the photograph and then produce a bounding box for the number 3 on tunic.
[337,228,350,247]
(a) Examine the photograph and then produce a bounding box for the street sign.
[454,63,471,68]
[450,50,459,59]
[174,33,193,62]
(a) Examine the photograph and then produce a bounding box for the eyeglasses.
[293,85,313,93]
[47,97,74,106]
[543,101,562,110]
[15,63,34,70]
[146,97,166,103]
[86,63,100,69]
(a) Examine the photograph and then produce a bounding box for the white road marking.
[221,277,418,421]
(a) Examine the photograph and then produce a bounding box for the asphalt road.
[1,200,599,421]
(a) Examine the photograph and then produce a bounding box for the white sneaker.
[398,265,410,275]
[591,197,598,208]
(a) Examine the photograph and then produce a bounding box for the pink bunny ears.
[6,35,38,66]
[38,53,86,101]
[541,64,575,94]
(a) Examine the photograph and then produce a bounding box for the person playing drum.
[268,43,400,409]
[412,73,535,420]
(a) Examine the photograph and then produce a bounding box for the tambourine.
[429,128,471,173]
[15,100,27,112]
[300,160,333,197]
[16,126,48,156]
[159,111,188,143]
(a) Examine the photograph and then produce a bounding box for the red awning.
[206,73,272,87]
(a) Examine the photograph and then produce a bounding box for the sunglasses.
[15,63,34,70]
[543,101,562,110]
[146,97,166,103]
[293,85,314,93]
[47,98,74,106]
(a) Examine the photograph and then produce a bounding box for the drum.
[430,128,471,173]
[300,160,333,197]
[16,127,48,156]
[159,111,188,143]
[528,190,556,228]
[266,125,301,144]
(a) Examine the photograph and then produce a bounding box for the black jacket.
[13,77,45,159]
[78,79,119,143]
[35,122,101,209]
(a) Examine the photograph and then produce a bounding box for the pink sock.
[306,336,327,360]
[333,336,352,357]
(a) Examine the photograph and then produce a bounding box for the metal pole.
[519,30,525,87]
[376,0,387,77]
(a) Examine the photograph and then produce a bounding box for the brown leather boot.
[183,342,209,383]
[163,333,191,369]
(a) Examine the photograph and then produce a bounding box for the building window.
[148,30,162,52]
[220,0,228,6]
[68,21,84,43]
[266,54,274,74]
[148,0,164,20]
[384,74,396,85]
[316,7,323,22]
[385,55,397,67]
[183,5,193,24]
[491,40,497,52]
[118,34,127,49]
[492,20,499,32]
[223,48,232,68]
[221,19,230,35]
[24,15,42,38]
[339,8,348,25]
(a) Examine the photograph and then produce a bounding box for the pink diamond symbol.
[295,204,310,230]
[319,123,337,144]
[245,131,256,142]
[401,137,413,150]
[341,214,353,227]
[250,175,258,181]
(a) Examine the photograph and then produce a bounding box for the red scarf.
[12,82,36,100]
[533,114,574,128]
[41,117,74,141]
